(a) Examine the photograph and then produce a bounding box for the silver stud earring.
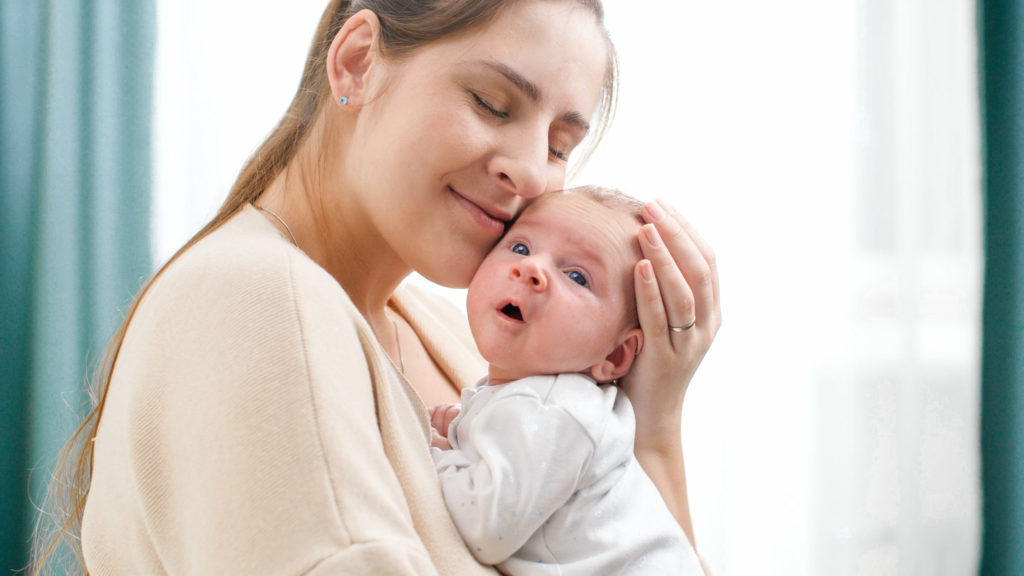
[339,96,349,105]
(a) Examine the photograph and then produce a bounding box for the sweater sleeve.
[430,386,596,565]
[88,233,441,575]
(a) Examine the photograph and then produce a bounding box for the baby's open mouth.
[500,303,524,321]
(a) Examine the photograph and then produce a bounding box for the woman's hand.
[621,198,720,551]
[623,198,720,445]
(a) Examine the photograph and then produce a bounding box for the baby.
[430,186,705,575]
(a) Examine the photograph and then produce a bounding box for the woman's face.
[343,1,610,287]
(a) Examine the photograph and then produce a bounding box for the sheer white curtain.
[153,1,982,574]
[152,1,326,257]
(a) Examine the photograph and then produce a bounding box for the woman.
[32,0,721,574]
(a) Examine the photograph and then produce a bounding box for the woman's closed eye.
[470,88,572,163]
[548,130,576,163]
[472,92,509,120]
[472,91,570,162]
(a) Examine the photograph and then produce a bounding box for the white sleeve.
[431,393,595,565]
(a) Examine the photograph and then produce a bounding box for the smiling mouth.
[500,303,524,322]
[448,187,511,238]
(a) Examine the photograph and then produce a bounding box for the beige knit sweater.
[82,206,498,575]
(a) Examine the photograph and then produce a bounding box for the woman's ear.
[326,9,382,107]
[590,328,644,383]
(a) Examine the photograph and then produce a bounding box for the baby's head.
[467,185,645,385]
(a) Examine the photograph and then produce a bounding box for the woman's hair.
[29,1,616,574]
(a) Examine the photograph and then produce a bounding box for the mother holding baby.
[32,0,721,574]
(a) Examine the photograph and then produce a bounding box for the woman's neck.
[257,160,411,322]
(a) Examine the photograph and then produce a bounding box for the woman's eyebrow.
[479,60,591,133]
[483,60,540,101]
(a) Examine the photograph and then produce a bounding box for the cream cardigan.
[82,206,498,575]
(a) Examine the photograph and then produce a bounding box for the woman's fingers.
[634,259,670,343]
[641,199,719,330]
[661,199,720,321]
[638,222,696,338]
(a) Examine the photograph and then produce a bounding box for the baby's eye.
[511,243,530,256]
[566,271,588,287]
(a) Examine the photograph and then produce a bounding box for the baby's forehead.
[522,192,640,233]
[516,193,642,259]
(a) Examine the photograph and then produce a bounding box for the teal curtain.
[0,0,154,571]
[981,0,1024,574]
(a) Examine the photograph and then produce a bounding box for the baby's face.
[467,193,641,384]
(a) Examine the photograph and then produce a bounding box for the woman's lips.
[449,187,508,238]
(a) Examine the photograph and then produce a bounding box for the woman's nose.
[490,129,550,200]
[511,257,548,291]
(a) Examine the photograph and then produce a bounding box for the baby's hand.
[428,403,461,450]
[431,428,452,450]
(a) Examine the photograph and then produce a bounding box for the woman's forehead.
[405,1,609,112]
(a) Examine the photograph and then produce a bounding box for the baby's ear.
[589,328,644,383]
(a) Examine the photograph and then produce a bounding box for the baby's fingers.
[430,403,453,434]
[431,428,452,450]
[430,403,461,438]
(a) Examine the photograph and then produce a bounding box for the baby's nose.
[512,259,548,291]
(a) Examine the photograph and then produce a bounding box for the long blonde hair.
[29,1,617,573]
